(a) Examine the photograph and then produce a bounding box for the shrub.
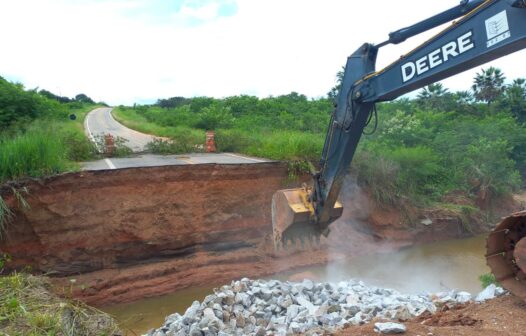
[146,139,178,154]
[93,135,133,158]
[215,129,252,153]
[60,127,97,161]
[246,131,323,161]
[146,128,205,154]
[479,273,498,288]
[353,151,400,206]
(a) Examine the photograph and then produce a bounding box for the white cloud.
[0,0,524,105]
[176,2,221,22]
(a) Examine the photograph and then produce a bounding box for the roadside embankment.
[0,163,518,306]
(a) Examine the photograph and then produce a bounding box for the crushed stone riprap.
[145,278,506,336]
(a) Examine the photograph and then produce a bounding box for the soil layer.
[0,163,518,306]
[336,295,526,336]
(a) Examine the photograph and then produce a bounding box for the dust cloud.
[321,177,489,295]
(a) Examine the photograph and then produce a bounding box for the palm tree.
[327,67,345,100]
[417,83,448,100]
[417,83,451,110]
[455,90,475,105]
[472,67,506,105]
[504,78,526,122]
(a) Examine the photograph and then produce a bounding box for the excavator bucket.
[271,187,343,249]
[486,210,526,301]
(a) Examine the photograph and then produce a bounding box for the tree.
[39,89,72,103]
[454,91,475,105]
[0,78,60,129]
[156,96,189,109]
[472,67,506,105]
[416,83,453,110]
[327,67,345,101]
[74,93,94,104]
[417,83,448,99]
[503,78,526,123]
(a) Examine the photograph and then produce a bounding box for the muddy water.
[102,235,490,334]
[276,234,490,295]
[103,286,217,334]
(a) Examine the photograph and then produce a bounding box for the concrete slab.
[81,153,271,171]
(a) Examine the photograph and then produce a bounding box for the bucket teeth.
[278,223,323,250]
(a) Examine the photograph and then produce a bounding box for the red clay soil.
[0,163,520,306]
[335,295,526,336]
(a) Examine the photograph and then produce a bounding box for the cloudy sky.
[0,0,524,105]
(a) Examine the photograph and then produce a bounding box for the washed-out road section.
[83,107,269,170]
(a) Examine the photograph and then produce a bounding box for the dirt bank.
[335,295,526,336]
[0,163,518,306]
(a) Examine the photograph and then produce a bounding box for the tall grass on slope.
[0,273,121,335]
[0,128,70,183]
[245,131,324,161]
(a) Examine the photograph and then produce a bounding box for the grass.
[0,196,13,241]
[114,108,207,154]
[0,105,99,184]
[115,106,324,161]
[479,273,499,288]
[440,203,480,234]
[0,126,72,183]
[113,107,185,138]
[244,131,323,161]
[0,273,121,336]
[0,187,29,240]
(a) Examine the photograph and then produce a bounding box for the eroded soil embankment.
[0,163,514,306]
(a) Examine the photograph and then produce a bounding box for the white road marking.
[85,111,101,152]
[104,158,116,169]
[225,153,266,163]
[179,157,195,164]
[86,109,115,169]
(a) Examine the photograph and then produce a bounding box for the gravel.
[145,279,506,336]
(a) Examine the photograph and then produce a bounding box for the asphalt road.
[82,108,269,170]
[85,107,158,152]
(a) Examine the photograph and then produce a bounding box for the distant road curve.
[84,107,159,152]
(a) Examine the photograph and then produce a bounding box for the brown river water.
[102,235,490,334]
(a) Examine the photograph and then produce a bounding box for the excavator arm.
[273,0,526,301]
[272,0,526,247]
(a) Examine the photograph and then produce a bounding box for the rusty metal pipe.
[486,210,526,300]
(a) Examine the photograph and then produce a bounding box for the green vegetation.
[115,93,331,162]
[0,196,13,240]
[115,68,526,210]
[0,76,98,184]
[0,273,120,335]
[0,187,29,240]
[92,135,133,158]
[479,273,499,288]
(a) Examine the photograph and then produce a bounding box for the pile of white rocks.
[145,278,506,336]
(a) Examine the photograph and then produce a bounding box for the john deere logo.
[485,11,511,48]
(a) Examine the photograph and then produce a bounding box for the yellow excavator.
[271,0,526,299]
